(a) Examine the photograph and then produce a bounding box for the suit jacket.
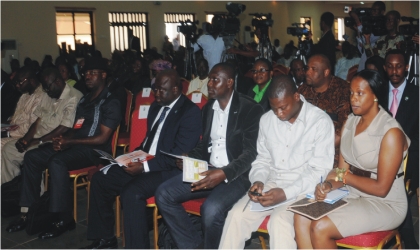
[247,85,271,112]
[188,91,264,184]
[378,81,419,188]
[312,30,336,73]
[136,94,202,180]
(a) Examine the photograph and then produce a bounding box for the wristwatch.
[39,139,43,145]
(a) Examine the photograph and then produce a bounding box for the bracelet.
[343,170,349,186]
[324,180,333,190]
[335,168,347,182]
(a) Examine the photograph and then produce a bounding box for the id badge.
[74,118,85,129]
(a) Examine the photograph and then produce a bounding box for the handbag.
[25,191,58,235]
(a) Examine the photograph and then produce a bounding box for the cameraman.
[351,1,386,71]
[364,10,406,59]
[193,17,225,72]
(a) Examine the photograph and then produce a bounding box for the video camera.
[344,8,387,36]
[203,2,246,36]
[287,23,309,37]
[250,13,273,30]
[399,16,419,36]
[177,19,199,43]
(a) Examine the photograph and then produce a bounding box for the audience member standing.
[298,54,351,168]
[335,41,360,80]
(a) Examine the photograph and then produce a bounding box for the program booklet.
[160,150,208,183]
[306,188,349,204]
[95,149,154,174]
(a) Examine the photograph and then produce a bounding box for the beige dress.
[328,107,409,237]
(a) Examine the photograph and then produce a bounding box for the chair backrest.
[180,78,190,95]
[346,64,358,82]
[124,88,134,132]
[111,125,120,158]
[273,64,289,76]
[129,109,149,152]
[187,92,208,109]
[135,88,155,110]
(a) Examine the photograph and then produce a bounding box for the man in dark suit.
[128,28,141,56]
[155,62,264,249]
[83,69,202,249]
[378,49,419,249]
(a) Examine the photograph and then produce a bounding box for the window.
[109,12,149,53]
[335,18,346,41]
[164,13,195,47]
[56,11,94,57]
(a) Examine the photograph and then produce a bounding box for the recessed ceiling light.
[360,1,364,4]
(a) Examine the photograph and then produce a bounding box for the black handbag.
[1,175,22,217]
[25,191,58,235]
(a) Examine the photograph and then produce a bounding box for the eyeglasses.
[250,68,271,74]
[85,70,103,76]
[42,78,57,92]
[15,78,28,85]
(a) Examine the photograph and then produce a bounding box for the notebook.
[287,198,348,220]
[306,188,349,204]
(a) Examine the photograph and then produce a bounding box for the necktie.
[390,89,399,118]
[143,107,170,153]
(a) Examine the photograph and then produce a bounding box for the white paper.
[138,105,150,119]
[191,93,202,103]
[160,150,208,182]
[306,188,349,204]
[250,197,297,212]
[95,149,154,175]
[142,88,151,97]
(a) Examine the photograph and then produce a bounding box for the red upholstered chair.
[336,230,401,249]
[45,126,120,222]
[346,64,359,82]
[257,216,270,249]
[187,92,208,110]
[180,78,190,95]
[135,88,155,110]
[128,109,148,152]
[116,89,133,154]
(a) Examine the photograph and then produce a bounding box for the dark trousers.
[87,165,169,249]
[155,174,250,249]
[20,144,97,212]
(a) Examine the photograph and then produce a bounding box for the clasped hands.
[248,181,286,207]
[52,135,71,151]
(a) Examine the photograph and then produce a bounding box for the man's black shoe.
[81,237,118,249]
[6,213,27,232]
[38,219,76,239]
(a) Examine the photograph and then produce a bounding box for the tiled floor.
[1,185,418,249]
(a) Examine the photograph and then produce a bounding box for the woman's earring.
[374,98,378,102]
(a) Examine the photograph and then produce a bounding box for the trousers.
[155,173,249,249]
[20,144,98,212]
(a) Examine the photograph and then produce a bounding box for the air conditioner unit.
[1,40,19,74]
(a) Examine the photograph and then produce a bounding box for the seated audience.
[276,43,295,67]
[377,49,419,248]
[83,69,201,249]
[6,57,121,239]
[126,56,151,98]
[186,58,209,96]
[298,54,351,167]
[57,61,78,87]
[155,63,264,249]
[335,41,360,80]
[219,75,334,249]
[1,68,83,185]
[365,55,388,82]
[149,59,172,90]
[294,70,409,248]
[289,58,306,87]
[1,67,44,148]
[225,59,254,95]
[247,58,274,112]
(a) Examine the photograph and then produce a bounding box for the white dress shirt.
[143,95,181,172]
[388,80,406,110]
[194,35,225,72]
[209,92,234,168]
[249,95,335,200]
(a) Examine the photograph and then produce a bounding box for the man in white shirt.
[155,62,264,249]
[219,74,335,249]
[186,58,209,96]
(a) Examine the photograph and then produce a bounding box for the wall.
[1,1,418,70]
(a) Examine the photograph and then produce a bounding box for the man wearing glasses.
[298,54,351,168]
[6,57,121,241]
[1,67,82,185]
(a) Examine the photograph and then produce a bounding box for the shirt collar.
[58,83,72,101]
[293,94,308,126]
[253,79,272,95]
[165,94,182,109]
[212,91,234,114]
[388,79,406,93]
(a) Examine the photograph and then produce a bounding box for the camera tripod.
[256,31,273,61]
[295,35,308,65]
[407,42,419,86]
[220,35,238,62]
[183,38,197,80]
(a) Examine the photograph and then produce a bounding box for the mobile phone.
[248,190,262,196]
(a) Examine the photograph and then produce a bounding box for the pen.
[320,176,325,194]
[242,198,251,212]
